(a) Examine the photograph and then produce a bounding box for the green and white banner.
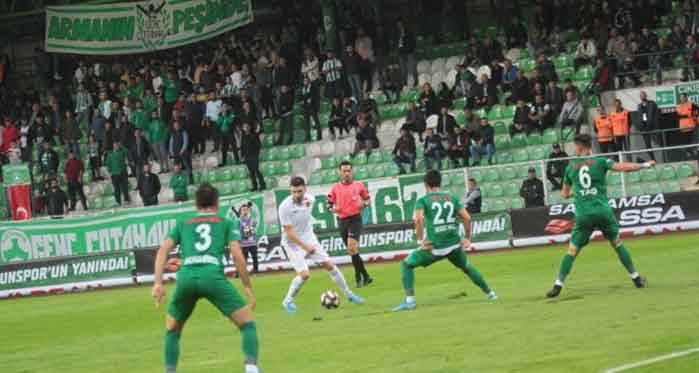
[45,0,254,55]
[0,193,264,265]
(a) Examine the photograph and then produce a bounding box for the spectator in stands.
[547,144,569,191]
[536,54,558,84]
[668,24,686,52]
[470,118,495,166]
[437,82,454,109]
[545,79,565,116]
[217,103,237,167]
[343,45,363,101]
[169,162,188,202]
[501,59,518,92]
[520,167,545,208]
[392,127,417,174]
[137,163,161,206]
[510,120,527,137]
[352,115,379,157]
[594,106,614,153]
[469,73,497,109]
[38,141,59,179]
[383,64,402,103]
[105,141,130,206]
[301,77,321,141]
[563,79,581,99]
[480,36,503,65]
[276,85,294,145]
[436,104,457,138]
[610,99,630,151]
[509,69,531,104]
[558,91,584,134]
[463,107,480,133]
[241,122,266,191]
[87,135,103,181]
[302,48,320,84]
[397,20,417,87]
[505,16,528,49]
[590,57,612,95]
[46,178,69,218]
[513,99,532,134]
[423,126,445,171]
[404,101,426,141]
[637,91,659,161]
[63,151,87,211]
[529,94,553,133]
[355,27,375,94]
[682,35,699,82]
[36,113,54,146]
[328,97,347,140]
[18,119,33,163]
[169,120,192,184]
[419,83,439,117]
[447,125,470,167]
[464,178,482,214]
[322,50,343,99]
[574,35,597,70]
[342,97,357,130]
[129,129,150,179]
[148,111,169,174]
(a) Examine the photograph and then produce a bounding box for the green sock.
[164,329,181,370]
[616,245,637,274]
[240,321,259,365]
[557,254,576,283]
[401,260,415,296]
[464,264,491,294]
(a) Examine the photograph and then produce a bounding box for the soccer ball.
[320,290,340,309]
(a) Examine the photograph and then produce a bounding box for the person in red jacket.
[1,116,19,157]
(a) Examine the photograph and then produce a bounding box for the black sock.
[352,254,370,280]
[351,254,362,283]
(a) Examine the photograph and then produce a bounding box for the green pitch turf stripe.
[603,347,699,372]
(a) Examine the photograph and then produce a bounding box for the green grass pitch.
[1,233,698,373]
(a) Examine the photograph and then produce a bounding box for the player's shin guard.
[615,244,637,275]
[557,254,577,283]
[464,264,491,294]
[328,266,352,298]
[401,260,415,296]
[164,329,181,373]
[240,321,259,366]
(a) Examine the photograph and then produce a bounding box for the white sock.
[555,279,564,287]
[630,272,640,279]
[328,266,352,298]
[284,275,306,303]
[245,364,259,373]
[406,296,416,303]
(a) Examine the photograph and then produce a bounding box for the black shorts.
[338,215,363,245]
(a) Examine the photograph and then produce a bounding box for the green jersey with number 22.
[562,156,615,216]
[168,212,241,272]
[415,191,464,251]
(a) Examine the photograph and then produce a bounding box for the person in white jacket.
[574,37,597,70]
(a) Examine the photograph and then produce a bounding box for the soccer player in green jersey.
[151,184,261,373]
[393,170,497,311]
[546,134,653,298]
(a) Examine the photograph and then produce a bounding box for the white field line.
[602,347,699,372]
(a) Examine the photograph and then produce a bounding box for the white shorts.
[284,236,330,273]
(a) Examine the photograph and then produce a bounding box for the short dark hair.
[574,134,592,148]
[424,169,442,188]
[468,178,477,184]
[339,160,352,169]
[290,176,306,187]
[195,183,219,209]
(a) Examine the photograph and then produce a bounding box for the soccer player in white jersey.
[279,176,365,313]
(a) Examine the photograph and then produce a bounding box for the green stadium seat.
[192,171,203,184]
[486,183,504,198]
[381,149,395,163]
[261,162,276,176]
[322,170,338,184]
[640,168,658,182]
[453,98,467,110]
[450,185,466,198]
[626,184,643,196]
[607,172,622,185]
[277,146,291,161]
[277,162,292,176]
[500,166,517,180]
[554,55,572,69]
[526,133,542,146]
[368,152,383,164]
[645,182,662,195]
[481,200,490,213]
[503,105,516,119]
[233,166,248,179]
[221,168,233,181]
[354,166,369,180]
[488,105,505,121]
[659,165,677,181]
[494,135,511,150]
[516,165,532,179]
[575,66,594,81]
[557,67,574,81]
[321,156,338,170]
[469,169,484,183]
[385,163,401,176]
[561,127,576,142]
[512,148,528,163]
[626,171,641,184]
[677,163,695,178]
[290,144,306,159]
[504,180,520,196]
[542,128,560,144]
[233,179,249,194]
[510,197,525,209]
[608,186,623,199]
[490,198,508,211]
[450,172,466,185]
[518,59,536,73]
[220,182,235,196]
[102,183,114,196]
[661,180,681,193]
[529,145,549,160]
[493,121,508,135]
[372,93,387,105]
[511,134,528,148]
[265,176,279,189]
[400,89,419,103]
[92,197,104,210]
[441,172,453,187]
[495,151,513,165]
[369,164,385,179]
[454,111,465,125]
[259,149,271,161]
[354,153,368,165]
[103,196,118,209]
[484,168,499,182]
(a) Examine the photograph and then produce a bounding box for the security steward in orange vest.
[594,106,614,153]
[676,93,697,140]
[609,98,630,151]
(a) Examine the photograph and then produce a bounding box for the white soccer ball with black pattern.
[320,290,340,309]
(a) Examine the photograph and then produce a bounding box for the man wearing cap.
[520,167,545,208]
[547,144,569,191]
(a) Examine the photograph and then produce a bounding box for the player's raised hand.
[152,283,165,308]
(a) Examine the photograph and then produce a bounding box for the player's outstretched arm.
[229,240,256,310]
[152,238,176,307]
[612,160,656,172]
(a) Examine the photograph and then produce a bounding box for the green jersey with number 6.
[563,156,615,216]
[415,191,464,252]
[168,212,241,272]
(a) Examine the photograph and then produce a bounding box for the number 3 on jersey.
[195,224,212,252]
[578,166,598,196]
[432,201,455,225]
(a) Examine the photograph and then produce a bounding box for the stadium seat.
[607,172,622,185]
[322,170,337,184]
[513,149,529,162]
[503,105,516,119]
[233,166,248,179]
[661,180,681,193]
[542,128,560,144]
[529,145,549,160]
[450,172,466,185]
[369,164,385,179]
[608,186,623,199]
[488,105,505,121]
[516,165,532,179]
[354,153,368,165]
[277,162,292,176]
[368,152,383,164]
[494,135,511,150]
[677,163,695,178]
[261,162,276,176]
[626,184,643,197]
[441,172,453,187]
[626,171,641,184]
[220,182,234,196]
[469,169,484,183]
[490,198,508,211]
[481,200,490,213]
[102,183,114,197]
[278,146,291,161]
[526,133,542,146]
[504,180,520,196]
[557,67,574,81]
[511,134,528,148]
[401,89,419,103]
[92,197,104,210]
[493,121,508,135]
[500,166,517,180]
[221,168,233,181]
[385,163,401,176]
[484,168,499,182]
[644,182,662,195]
[453,98,467,110]
[487,184,504,198]
[640,168,658,182]
[291,144,306,159]
[355,166,369,180]
[321,155,338,170]
[554,54,572,69]
[103,197,118,209]
[510,197,525,209]
[575,66,594,81]
[495,151,513,164]
[659,165,677,180]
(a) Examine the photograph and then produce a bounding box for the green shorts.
[168,268,246,322]
[406,247,469,269]
[570,210,620,250]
